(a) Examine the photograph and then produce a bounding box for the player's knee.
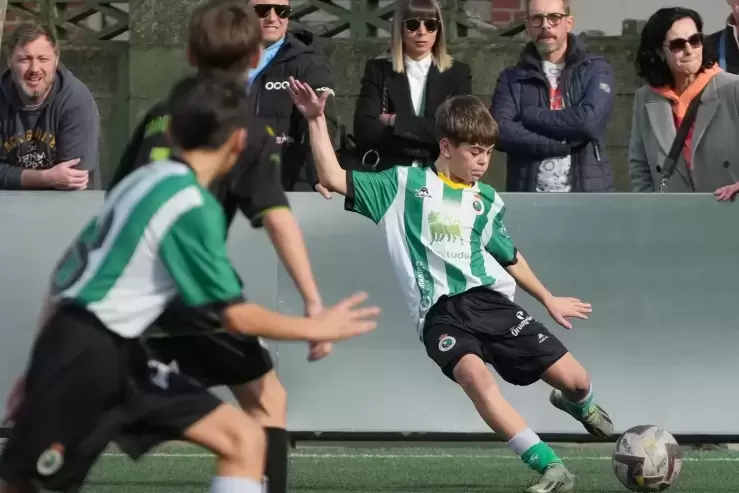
[545,353,591,397]
[218,415,266,466]
[452,354,499,398]
[231,372,287,427]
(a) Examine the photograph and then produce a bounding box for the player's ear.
[439,137,452,159]
[231,127,248,155]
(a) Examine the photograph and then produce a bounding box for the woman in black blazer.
[352,0,472,171]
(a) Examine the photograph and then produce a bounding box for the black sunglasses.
[525,12,568,28]
[253,4,292,19]
[665,32,703,53]
[404,17,440,33]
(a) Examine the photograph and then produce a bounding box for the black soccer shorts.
[143,297,274,388]
[0,305,222,493]
[422,287,569,386]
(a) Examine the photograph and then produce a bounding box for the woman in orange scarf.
[628,7,739,200]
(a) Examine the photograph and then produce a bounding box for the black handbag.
[337,84,388,172]
[656,86,706,192]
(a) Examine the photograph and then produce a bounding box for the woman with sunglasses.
[350,0,472,171]
[629,7,739,200]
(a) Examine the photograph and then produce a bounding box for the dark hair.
[6,21,58,58]
[635,7,717,87]
[167,71,250,151]
[187,0,262,73]
[435,95,498,147]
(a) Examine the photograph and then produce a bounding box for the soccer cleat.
[525,463,576,493]
[549,389,614,438]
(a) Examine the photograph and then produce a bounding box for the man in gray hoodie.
[0,21,100,190]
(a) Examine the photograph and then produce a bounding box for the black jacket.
[248,30,337,190]
[108,101,289,231]
[708,23,739,74]
[353,56,472,170]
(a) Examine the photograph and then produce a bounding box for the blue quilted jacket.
[490,34,616,192]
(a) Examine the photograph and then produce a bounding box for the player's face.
[443,140,492,183]
[250,0,290,46]
[10,35,58,105]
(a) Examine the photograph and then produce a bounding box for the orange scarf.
[650,64,722,168]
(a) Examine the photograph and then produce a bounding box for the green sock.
[508,428,562,474]
[521,442,563,474]
[563,387,595,420]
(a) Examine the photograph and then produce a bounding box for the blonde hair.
[388,0,453,74]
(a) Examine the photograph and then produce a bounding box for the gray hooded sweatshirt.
[0,64,100,189]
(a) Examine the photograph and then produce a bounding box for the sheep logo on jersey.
[428,211,463,245]
[438,334,456,352]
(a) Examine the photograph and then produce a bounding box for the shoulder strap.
[658,86,708,191]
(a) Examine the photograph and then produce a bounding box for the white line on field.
[100,452,739,462]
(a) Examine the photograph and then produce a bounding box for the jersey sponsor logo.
[148,359,180,390]
[438,334,456,352]
[265,81,290,90]
[37,443,65,476]
[428,212,464,245]
[510,312,533,336]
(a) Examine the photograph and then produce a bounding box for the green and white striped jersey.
[346,165,517,334]
[51,159,243,338]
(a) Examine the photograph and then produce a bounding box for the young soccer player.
[0,73,379,493]
[105,2,327,491]
[287,78,614,493]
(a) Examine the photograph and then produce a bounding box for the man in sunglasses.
[490,0,616,193]
[247,0,337,197]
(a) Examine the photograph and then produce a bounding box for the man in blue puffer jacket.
[490,0,615,193]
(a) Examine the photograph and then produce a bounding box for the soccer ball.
[612,425,683,492]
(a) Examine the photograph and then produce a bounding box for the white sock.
[507,427,541,456]
[210,476,263,493]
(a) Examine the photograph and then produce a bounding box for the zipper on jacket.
[593,141,601,162]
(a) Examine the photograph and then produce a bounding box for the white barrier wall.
[1,192,737,437]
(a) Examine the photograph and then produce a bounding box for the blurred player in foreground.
[0,72,379,493]
[288,78,613,493]
[106,2,328,491]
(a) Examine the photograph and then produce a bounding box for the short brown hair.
[6,21,58,58]
[187,0,262,73]
[435,95,498,148]
[526,0,570,13]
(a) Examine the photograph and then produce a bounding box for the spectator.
[707,0,739,74]
[628,7,739,199]
[490,0,615,193]
[0,21,100,190]
[351,0,471,171]
[247,0,334,197]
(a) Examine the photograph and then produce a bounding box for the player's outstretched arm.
[287,77,347,195]
[505,252,591,329]
[223,292,379,342]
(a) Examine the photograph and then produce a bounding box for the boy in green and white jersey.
[0,73,379,493]
[288,78,614,493]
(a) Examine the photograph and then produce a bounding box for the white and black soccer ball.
[612,425,683,492]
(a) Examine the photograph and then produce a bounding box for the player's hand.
[287,77,329,120]
[315,183,332,199]
[305,301,334,361]
[2,375,26,425]
[311,292,380,342]
[545,296,591,329]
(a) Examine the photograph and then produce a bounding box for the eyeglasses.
[404,18,440,33]
[253,4,292,19]
[525,12,568,28]
[665,33,703,53]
